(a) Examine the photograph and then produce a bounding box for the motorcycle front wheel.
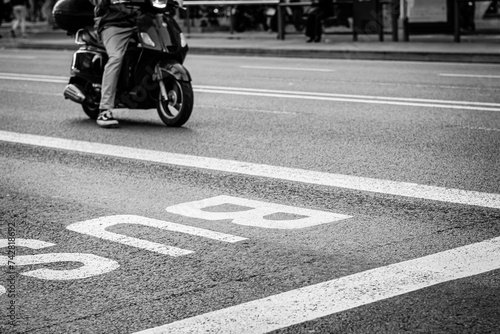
[156,79,193,127]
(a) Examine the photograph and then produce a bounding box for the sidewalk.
[1,21,499,63]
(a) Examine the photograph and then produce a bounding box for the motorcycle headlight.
[151,0,167,9]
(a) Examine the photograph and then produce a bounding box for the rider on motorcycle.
[91,0,140,128]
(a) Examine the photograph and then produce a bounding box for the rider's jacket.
[92,0,140,33]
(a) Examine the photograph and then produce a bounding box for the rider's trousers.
[99,26,135,111]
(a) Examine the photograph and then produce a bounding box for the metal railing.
[277,0,398,42]
[181,0,498,43]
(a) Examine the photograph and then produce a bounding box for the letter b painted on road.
[166,195,351,229]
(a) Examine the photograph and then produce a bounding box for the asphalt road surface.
[1,49,499,334]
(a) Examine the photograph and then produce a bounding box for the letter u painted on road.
[166,195,352,229]
[67,215,248,257]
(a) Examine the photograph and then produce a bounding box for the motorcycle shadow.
[69,107,194,130]
[69,116,195,132]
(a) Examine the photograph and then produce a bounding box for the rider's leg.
[97,26,135,128]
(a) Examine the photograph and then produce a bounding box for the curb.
[188,46,500,63]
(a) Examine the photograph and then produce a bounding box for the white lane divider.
[0,72,67,84]
[1,130,499,209]
[1,73,499,112]
[240,65,336,72]
[0,55,37,60]
[195,85,500,112]
[134,236,500,334]
[440,73,500,79]
[196,85,500,107]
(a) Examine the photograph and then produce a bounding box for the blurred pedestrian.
[0,0,4,38]
[304,0,333,43]
[11,0,28,37]
[41,0,56,28]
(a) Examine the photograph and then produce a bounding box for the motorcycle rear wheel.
[82,102,99,120]
[156,79,193,127]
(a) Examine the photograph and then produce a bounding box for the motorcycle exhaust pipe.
[63,84,86,104]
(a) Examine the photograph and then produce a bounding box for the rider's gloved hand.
[174,0,183,7]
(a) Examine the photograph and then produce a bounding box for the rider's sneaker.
[96,110,119,128]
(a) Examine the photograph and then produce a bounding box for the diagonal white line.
[196,88,500,112]
[133,235,500,334]
[440,73,500,79]
[0,55,37,60]
[0,72,67,80]
[240,65,336,72]
[195,85,500,107]
[0,77,67,84]
[0,130,499,209]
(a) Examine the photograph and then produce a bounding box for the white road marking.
[1,130,499,209]
[0,238,56,249]
[0,87,60,96]
[196,85,500,107]
[198,104,297,115]
[240,65,336,72]
[67,215,247,257]
[166,195,351,229]
[0,73,499,111]
[0,55,37,60]
[0,72,66,84]
[0,238,119,280]
[440,73,500,79]
[133,235,500,334]
[196,86,500,112]
[462,126,500,132]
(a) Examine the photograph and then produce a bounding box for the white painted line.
[196,85,500,107]
[1,72,499,111]
[195,85,500,112]
[1,130,499,209]
[240,65,336,72]
[198,104,296,115]
[0,55,37,60]
[0,73,66,84]
[440,73,500,79]
[462,126,500,132]
[0,72,65,80]
[133,236,500,334]
[0,88,59,96]
[196,88,500,112]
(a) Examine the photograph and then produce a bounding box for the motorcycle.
[53,0,193,127]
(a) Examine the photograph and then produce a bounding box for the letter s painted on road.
[0,239,119,280]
